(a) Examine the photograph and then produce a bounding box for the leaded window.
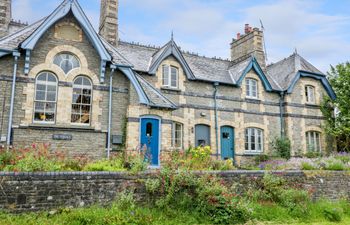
[246,78,258,98]
[53,53,80,74]
[172,122,183,148]
[245,128,263,153]
[71,76,92,124]
[306,131,321,152]
[162,65,178,88]
[34,72,58,123]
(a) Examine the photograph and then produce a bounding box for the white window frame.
[246,78,258,99]
[162,65,178,89]
[172,122,183,149]
[71,76,92,126]
[33,72,58,124]
[306,131,321,152]
[305,85,316,104]
[245,127,263,154]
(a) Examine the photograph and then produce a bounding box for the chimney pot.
[237,32,241,39]
[244,24,250,34]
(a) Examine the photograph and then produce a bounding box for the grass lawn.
[1,201,349,225]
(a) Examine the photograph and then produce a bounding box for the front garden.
[0,142,349,172]
[0,143,350,224]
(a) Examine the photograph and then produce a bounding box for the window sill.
[245,98,261,103]
[243,151,263,156]
[305,103,319,107]
[161,87,181,92]
[23,124,97,131]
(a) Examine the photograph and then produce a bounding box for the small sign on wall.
[52,134,73,141]
[0,136,6,142]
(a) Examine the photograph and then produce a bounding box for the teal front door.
[221,126,234,159]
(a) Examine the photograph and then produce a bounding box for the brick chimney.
[0,0,11,38]
[230,24,266,69]
[99,0,119,47]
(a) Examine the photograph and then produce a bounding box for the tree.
[321,62,350,152]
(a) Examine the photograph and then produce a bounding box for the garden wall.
[0,171,349,213]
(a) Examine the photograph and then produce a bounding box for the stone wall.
[0,171,348,213]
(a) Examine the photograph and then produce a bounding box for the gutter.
[213,82,219,160]
[7,51,20,147]
[107,65,117,159]
[279,91,285,137]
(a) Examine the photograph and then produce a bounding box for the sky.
[12,0,350,73]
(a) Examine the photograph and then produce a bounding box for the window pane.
[72,104,81,114]
[80,115,90,124]
[34,112,45,121]
[45,103,56,113]
[162,65,169,86]
[170,67,178,88]
[83,89,92,95]
[35,91,45,101]
[46,92,56,102]
[34,102,45,112]
[47,74,56,82]
[37,84,46,91]
[71,114,81,123]
[45,113,55,122]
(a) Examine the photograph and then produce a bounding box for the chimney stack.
[230,24,266,69]
[99,0,119,47]
[0,0,11,38]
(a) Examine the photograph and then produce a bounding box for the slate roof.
[267,53,323,90]
[135,73,177,109]
[100,37,132,66]
[0,2,333,104]
[0,18,45,50]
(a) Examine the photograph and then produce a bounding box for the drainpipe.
[107,65,117,159]
[213,82,219,160]
[279,91,285,138]
[6,51,20,147]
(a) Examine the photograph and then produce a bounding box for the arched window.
[245,127,263,153]
[34,72,58,123]
[71,76,92,124]
[306,131,321,152]
[195,124,210,147]
[246,78,258,98]
[53,53,80,74]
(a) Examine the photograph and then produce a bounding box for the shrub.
[83,158,125,172]
[324,161,345,171]
[304,151,322,158]
[301,162,317,170]
[271,137,291,160]
[254,154,270,165]
[323,206,343,222]
[115,191,136,210]
[3,144,63,172]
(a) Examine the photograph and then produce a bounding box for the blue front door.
[221,126,234,159]
[140,118,160,166]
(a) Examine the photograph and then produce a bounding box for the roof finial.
[171,30,174,41]
[294,47,298,54]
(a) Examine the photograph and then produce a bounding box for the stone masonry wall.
[0,171,348,213]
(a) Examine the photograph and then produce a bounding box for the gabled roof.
[235,57,273,91]
[267,53,323,90]
[148,38,196,80]
[21,0,111,62]
[267,53,335,99]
